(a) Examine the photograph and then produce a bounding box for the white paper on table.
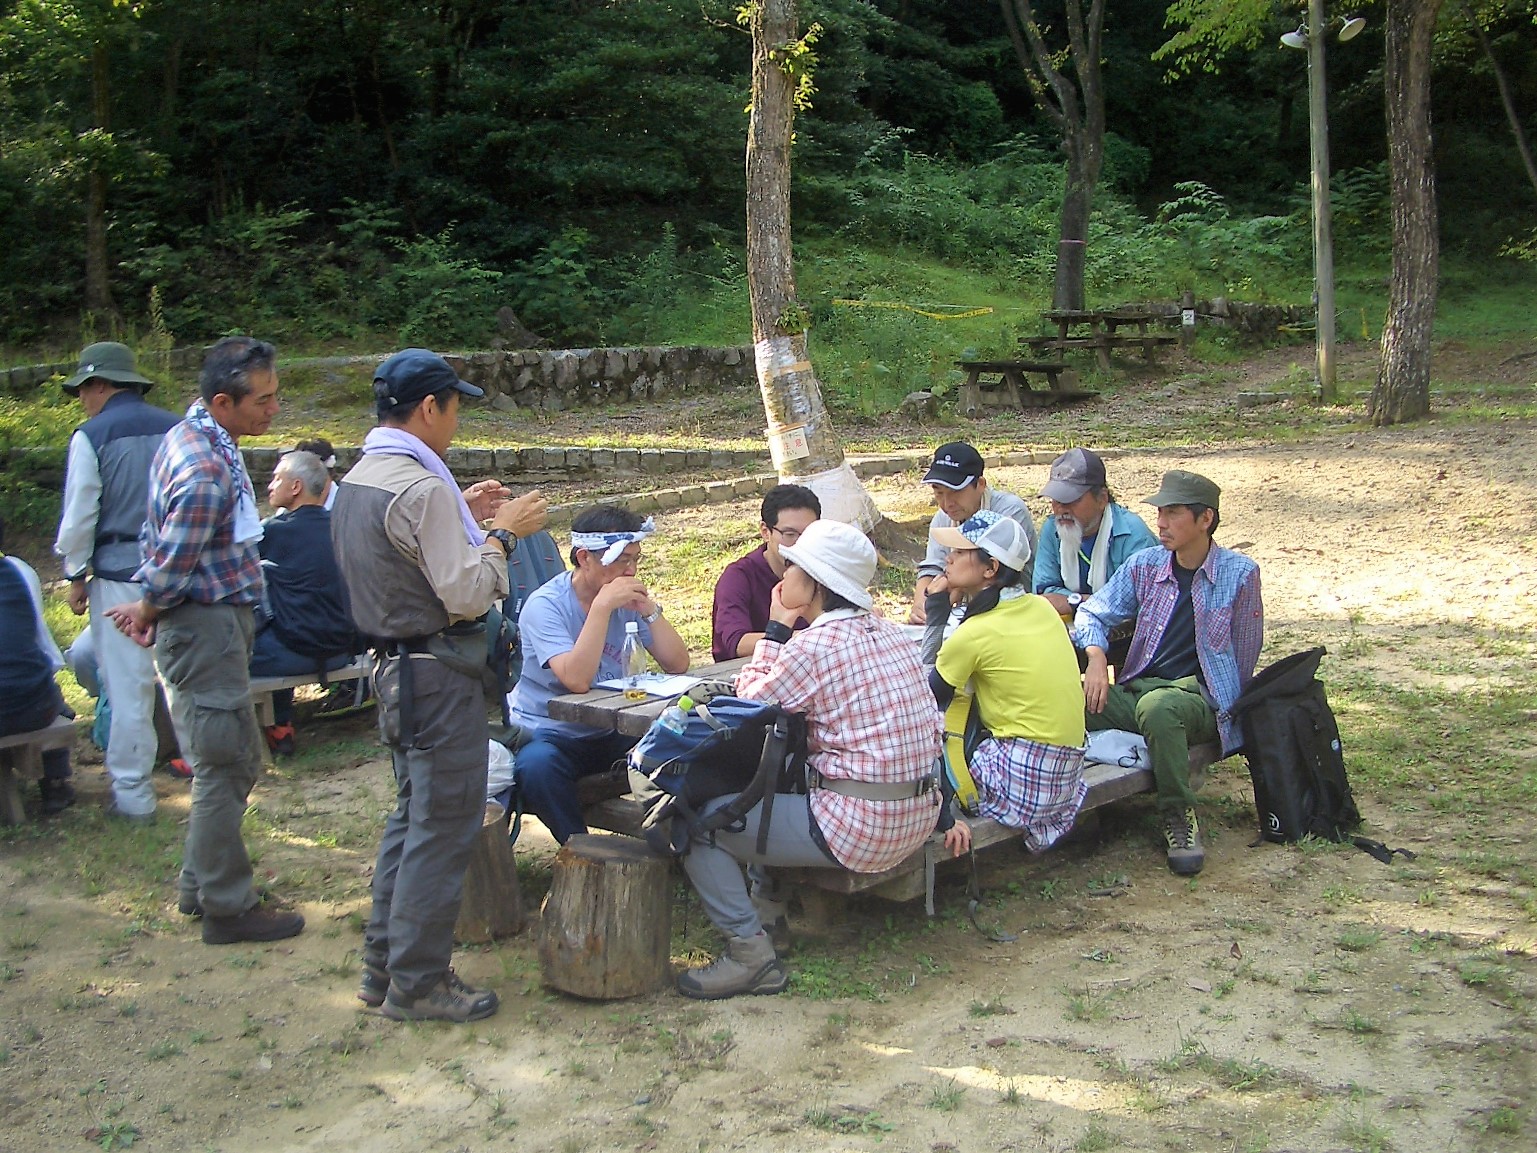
[592,672,702,698]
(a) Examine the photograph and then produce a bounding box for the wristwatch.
[487,528,517,556]
[1066,593,1083,609]
[642,603,664,624]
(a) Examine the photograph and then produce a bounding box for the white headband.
[571,517,656,565]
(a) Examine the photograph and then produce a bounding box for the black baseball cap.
[373,349,484,410]
[922,441,985,490]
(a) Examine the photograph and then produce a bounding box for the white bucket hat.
[931,509,1032,571]
[778,519,875,611]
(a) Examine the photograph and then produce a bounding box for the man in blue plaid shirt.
[108,337,305,946]
[1073,470,1264,876]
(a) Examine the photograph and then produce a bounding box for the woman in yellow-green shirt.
[929,510,1088,850]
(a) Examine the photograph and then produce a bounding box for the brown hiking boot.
[358,962,389,1008]
[381,970,499,1023]
[202,899,305,945]
[676,932,788,1001]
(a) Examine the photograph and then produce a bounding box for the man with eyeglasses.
[107,337,305,947]
[710,484,822,661]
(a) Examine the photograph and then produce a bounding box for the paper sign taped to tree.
[768,424,810,467]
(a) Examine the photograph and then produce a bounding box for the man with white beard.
[1033,449,1158,620]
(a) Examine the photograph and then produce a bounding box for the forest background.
[2,0,1535,402]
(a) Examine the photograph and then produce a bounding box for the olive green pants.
[1085,675,1217,812]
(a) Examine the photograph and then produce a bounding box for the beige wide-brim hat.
[778,519,875,611]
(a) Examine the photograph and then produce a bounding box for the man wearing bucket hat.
[677,519,951,1000]
[1073,470,1264,875]
[929,511,1087,849]
[53,342,180,822]
[1033,448,1158,617]
[910,441,1035,665]
[331,348,549,1023]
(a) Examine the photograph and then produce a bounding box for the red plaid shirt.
[737,610,941,872]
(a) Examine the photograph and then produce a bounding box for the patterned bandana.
[571,518,656,565]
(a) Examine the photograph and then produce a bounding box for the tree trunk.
[1001,0,1105,313]
[746,0,881,531]
[84,40,117,327]
[1369,0,1443,426]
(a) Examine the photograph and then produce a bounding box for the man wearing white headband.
[509,504,689,843]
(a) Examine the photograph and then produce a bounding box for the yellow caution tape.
[833,299,995,321]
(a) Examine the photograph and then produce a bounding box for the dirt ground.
[2,346,1535,1153]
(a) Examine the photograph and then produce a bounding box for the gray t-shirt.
[917,487,1038,578]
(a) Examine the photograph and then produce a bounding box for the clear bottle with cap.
[621,621,649,700]
[657,694,695,736]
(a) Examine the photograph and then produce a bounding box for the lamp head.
[1280,27,1308,50]
[1338,16,1366,41]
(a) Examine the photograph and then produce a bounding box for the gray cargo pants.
[155,602,264,918]
[363,654,488,999]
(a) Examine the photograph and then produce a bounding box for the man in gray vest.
[331,348,547,1023]
[54,342,179,822]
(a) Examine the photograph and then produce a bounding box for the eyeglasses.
[769,526,802,544]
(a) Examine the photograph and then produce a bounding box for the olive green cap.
[1143,469,1220,511]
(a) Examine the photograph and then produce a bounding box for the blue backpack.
[627,696,808,857]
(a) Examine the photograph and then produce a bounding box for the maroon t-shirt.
[710,545,807,661]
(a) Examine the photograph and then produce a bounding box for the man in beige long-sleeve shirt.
[331,349,547,1023]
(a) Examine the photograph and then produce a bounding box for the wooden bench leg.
[0,748,36,825]
[959,373,982,416]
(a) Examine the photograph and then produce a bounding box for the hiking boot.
[381,970,499,1023]
[264,724,296,757]
[39,778,76,817]
[676,932,788,1001]
[315,679,371,718]
[202,899,305,945]
[358,962,389,1008]
[180,885,269,919]
[1163,808,1205,876]
[751,893,792,955]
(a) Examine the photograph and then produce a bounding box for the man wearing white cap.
[910,441,1036,665]
[677,519,953,1001]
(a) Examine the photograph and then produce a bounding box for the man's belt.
[807,769,936,801]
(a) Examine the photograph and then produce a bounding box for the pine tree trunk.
[1369,0,1442,426]
[84,41,117,326]
[747,0,881,531]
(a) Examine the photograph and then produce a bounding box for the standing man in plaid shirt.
[1074,470,1264,876]
[107,338,304,946]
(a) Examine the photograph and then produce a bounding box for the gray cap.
[1040,447,1107,503]
[1143,469,1221,511]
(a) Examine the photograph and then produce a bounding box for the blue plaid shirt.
[135,421,263,610]
[1073,544,1264,754]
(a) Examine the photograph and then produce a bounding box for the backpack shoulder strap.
[943,691,982,816]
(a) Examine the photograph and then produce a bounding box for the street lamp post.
[1282,3,1363,405]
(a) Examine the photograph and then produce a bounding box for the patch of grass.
[927,1077,965,1112]
[1341,1009,1382,1035]
[1336,927,1382,953]
[1336,1102,1393,1152]
[804,1098,895,1135]
[1000,1080,1023,1106]
[1075,1119,1117,1152]
[146,1040,182,1061]
[1157,1039,1279,1092]
[968,994,1012,1018]
[1063,986,1120,1024]
[1483,1105,1523,1134]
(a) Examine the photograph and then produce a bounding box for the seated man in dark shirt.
[710,484,820,661]
[252,451,359,755]
[0,516,75,815]
[1073,470,1263,877]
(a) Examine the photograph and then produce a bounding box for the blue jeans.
[516,729,636,844]
[249,627,352,725]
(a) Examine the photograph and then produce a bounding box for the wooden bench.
[954,360,1096,414]
[249,655,372,727]
[1021,333,1178,372]
[578,741,1223,915]
[0,716,77,825]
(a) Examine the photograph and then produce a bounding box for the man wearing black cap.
[331,348,548,1023]
[910,441,1035,665]
[1034,447,1158,618]
[54,342,180,822]
[1073,469,1264,876]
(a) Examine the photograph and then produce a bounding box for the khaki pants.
[156,602,263,919]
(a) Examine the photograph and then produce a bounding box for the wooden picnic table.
[953,359,1096,413]
[1025,308,1177,371]
[547,657,747,738]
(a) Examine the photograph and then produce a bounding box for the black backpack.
[627,696,808,858]
[1231,647,1411,864]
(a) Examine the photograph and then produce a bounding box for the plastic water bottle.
[658,694,695,736]
[621,621,648,700]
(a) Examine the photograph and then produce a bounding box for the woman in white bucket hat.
[676,519,960,1001]
[929,510,1088,851]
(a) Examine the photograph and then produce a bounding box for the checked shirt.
[736,610,941,873]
